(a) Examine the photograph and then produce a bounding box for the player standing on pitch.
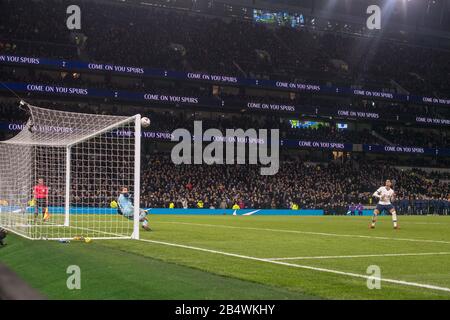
[117,187,151,231]
[33,178,49,222]
[370,179,398,229]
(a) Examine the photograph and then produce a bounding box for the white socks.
[392,211,397,228]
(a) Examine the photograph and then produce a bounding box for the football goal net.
[0,103,141,240]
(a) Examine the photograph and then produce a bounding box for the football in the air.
[141,117,151,128]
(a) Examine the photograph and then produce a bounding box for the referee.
[33,178,49,222]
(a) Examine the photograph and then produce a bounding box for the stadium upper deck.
[1,0,450,96]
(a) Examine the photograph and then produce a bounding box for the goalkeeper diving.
[114,187,151,231]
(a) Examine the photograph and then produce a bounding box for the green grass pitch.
[1,215,450,299]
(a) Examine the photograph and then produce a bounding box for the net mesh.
[0,104,140,240]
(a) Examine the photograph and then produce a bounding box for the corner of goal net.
[131,230,140,240]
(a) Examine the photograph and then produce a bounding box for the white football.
[141,117,151,128]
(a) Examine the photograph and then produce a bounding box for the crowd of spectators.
[282,125,378,145]
[139,154,450,213]
[1,0,450,97]
[13,150,449,213]
[0,96,449,213]
[379,127,450,149]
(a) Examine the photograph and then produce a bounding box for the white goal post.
[0,103,141,240]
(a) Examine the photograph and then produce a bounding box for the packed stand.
[1,0,450,96]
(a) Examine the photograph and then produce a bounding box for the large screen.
[289,120,328,129]
[253,9,305,28]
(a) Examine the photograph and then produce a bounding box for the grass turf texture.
[1,215,450,299]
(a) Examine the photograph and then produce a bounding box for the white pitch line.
[407,222,449,225]
[156,221,450,245]
[265,252,450,261]
[138,238,450,294]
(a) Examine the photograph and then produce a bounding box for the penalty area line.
[138,238,450,294]
[156,221,450,245]
[265,252,450,261]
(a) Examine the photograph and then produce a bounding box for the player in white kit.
[370,179,399,229]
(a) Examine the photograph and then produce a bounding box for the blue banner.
[362,144,450,157]
[146,208,324,215]
[281,139,353,151]
[2,119,450,156]
[363,144,438,155]
[0,82,221,107]
[2,54,450,107]
[10,206,324,216]
[246,101,296,113]
[436,148,450,157]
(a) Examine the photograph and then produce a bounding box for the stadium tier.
[1,0,450,95]
[0,97,448,214]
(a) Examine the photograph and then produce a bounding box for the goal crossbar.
[67,115,138,148]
